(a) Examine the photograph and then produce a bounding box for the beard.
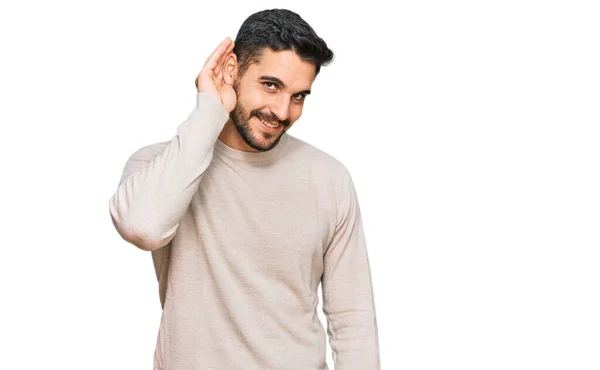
[229,81,290,152]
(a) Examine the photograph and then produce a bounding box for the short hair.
[233,9,334,77]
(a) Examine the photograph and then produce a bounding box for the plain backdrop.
[1,0,599,369]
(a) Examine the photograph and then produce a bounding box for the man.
[109,8,380,370]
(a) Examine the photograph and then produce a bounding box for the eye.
[263,82,277,90]
[292,93,306,102]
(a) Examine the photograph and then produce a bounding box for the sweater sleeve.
[322,166,381,370]
[108,93,229,251]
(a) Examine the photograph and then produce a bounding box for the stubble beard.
[229,81,288,152]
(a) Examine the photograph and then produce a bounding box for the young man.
[109,9,380,370]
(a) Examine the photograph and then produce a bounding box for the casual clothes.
[109,93,380,369]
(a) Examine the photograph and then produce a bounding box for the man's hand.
[195,37,237,113]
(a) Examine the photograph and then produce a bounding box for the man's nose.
[270,95,291,122]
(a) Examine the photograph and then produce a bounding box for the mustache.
[251,110,290,127]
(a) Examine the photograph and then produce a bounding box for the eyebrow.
[260,75,311,95]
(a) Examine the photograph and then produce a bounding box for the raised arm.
[108,38,236,251]
[322,166,381,369]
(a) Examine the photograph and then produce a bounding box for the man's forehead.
[249,49,316,85]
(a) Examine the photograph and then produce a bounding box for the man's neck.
[217,120,260,152]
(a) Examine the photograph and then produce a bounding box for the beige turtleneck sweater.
[108,93,380,369]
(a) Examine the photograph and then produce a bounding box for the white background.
[1,0,599,369]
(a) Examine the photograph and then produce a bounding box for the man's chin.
[245,138,278,152]
[245,131,283,152]
[231,115,284,152]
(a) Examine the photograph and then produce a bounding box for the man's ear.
[222,53,238,86]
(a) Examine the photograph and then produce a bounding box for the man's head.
[221,9,334,152]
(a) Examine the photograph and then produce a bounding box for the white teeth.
[259,118,280,128]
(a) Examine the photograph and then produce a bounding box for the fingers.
[215,41,235,74]
[215,42,235,84]
[204,37,230,64]
[203,37,233,74]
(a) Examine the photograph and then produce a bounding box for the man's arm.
[109,37,236,251]
[108,93,228,251]
[322,165,381,369]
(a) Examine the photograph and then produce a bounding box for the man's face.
[230,49,316,151]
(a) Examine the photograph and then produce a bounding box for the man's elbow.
[109,202,168,252]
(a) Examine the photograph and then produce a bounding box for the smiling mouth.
[256,116,282,129]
